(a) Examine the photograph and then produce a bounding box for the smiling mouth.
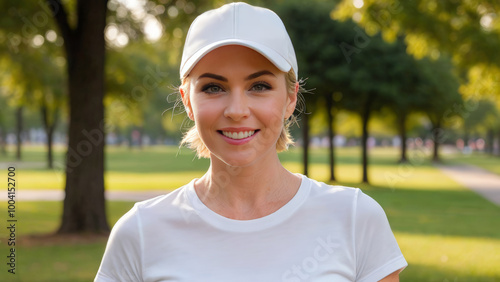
[217,130,260,140]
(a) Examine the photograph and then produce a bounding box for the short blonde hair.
[179,69,301,159]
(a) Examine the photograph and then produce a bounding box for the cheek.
[191,99,223,125]
[256,97,288,122]
[253,98,287,141]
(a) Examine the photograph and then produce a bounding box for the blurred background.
[0,0,499,281]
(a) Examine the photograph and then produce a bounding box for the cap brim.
[180,39,292,78]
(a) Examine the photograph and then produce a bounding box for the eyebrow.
[245,70,276,80]
[198,73,228,82]
[197,70,276,82]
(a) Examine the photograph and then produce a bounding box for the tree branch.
[46,0,73,55]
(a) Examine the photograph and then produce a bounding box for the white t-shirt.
[95,174,407,282]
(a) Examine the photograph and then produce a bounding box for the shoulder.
[133,182,192,215]
[354,189,388,221]
[301,175,386,221]
[305,175,360,198]
[303,175,362,208]
[110,182,194,234]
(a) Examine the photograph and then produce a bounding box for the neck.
[195,152,300,220]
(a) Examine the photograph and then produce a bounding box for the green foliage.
[0,0,225,143]
[333,0,500,114]
[1,0,495,171]
[0,0,66,137]
[463,99,499,134]
[333,0,500,68]
[416,56,462,128]
[341,32,409,114]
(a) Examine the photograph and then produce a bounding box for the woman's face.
[181,45,297,167]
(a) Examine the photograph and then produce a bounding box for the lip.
[217,128,260,145]
[218,127,258,132]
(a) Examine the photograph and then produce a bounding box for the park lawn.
[443,152,500,176]
[0,145,499,281]
[0,201,135,282]
[3,145,210,190]
[3,145,433,190]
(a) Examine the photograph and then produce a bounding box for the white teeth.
[222,130,256,140]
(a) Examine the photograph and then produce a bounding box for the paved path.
[437,164,500,206]
[1,161,169,202]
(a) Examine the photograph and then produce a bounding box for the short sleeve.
[354,190,407,282]
[95,204,143,282]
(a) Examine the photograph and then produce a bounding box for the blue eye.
[250,82,271,92]
[202,84,224,94]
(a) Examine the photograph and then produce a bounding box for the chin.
[213,150,259,168]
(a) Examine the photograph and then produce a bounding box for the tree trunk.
[464,125,470,150]
[50,0,110,233]
[138,126,144,149]
[361,103,370,184]
[0,126,6,156]
[497,130,500,157]
[432,121,442,162]
[485,128,494,155]
[302,113,310,176]
[398,112,407,163]
[42,105,58,169]
[326,94,335,182]
[15,106,23,161]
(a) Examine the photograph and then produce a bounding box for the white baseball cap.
[180,2,298,79]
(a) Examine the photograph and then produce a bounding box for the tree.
[37,47,65,169]
[274,0,350,180]
[341,32,405,183]
[0,1,65,168]
[0,93,10,156]
[333,0,500,69]
[462,99,499,151]
[0,0,223,234]
[42,0,110,233]
[459,64,500,156]
[0,59,27,161]
[384,37,425,163]
[417,56,462,162]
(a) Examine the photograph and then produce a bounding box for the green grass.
[2,145,210,190]
[0,201,135,282]
[443,151,500,176]
[1,145,500,281]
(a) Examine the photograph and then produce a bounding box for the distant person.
[95,2,407,281]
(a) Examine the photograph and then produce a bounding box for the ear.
[180,86,194,120]
[285,82,299,119]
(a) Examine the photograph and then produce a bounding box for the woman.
[95,3,407,281]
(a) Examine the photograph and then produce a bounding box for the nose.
[224,89,250,121]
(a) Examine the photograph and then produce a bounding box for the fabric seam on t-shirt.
[95,271,117,282]
[186,174,310,233]
[357,254,407,282]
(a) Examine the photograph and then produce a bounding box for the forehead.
[189,45,280,76]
